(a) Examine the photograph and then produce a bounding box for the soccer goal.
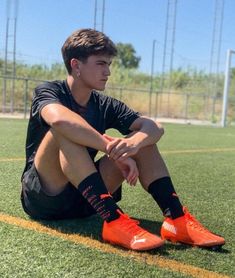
[221,49,235,127]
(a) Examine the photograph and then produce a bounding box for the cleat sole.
[162,236,225,249]
[203,244,225,251]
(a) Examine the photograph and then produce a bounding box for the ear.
[70,58,81,73]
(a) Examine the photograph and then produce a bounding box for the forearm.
[106,117,164,161]
[128,118,164,149]
[54,117,108,152]
[41,103,108,153]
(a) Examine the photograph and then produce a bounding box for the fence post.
[2,76,7,113]
[184,94,189,120]
[23,79,28,119]
[211,96,216,123]
[221,49,235,127]
[149,88,152,118]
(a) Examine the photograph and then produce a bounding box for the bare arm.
[128,116,164,148]
[41,103,108,152]
[41,103,139,185]
[106,116,164,160]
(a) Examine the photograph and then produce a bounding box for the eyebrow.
[96,59,112,65]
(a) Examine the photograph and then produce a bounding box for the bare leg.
[133,144,169,190]
[98,156,125,193]
[133,144,184,219]
[34,129,124,195]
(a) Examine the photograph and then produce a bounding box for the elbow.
[50,118,68,130]
[159,127,164,138]
[158,126,164,139]
[154,120,164,139]
[41,104,67,129]
[159,125,165,136]
[45,110,67,129]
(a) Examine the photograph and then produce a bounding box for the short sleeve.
[31,83,61,126]
[106,98,140,135]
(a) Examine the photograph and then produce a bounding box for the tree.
[231,67,235,79]
[113,43,140,69]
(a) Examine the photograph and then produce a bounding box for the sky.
[0,0,235,74]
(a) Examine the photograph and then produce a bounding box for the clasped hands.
[104,134,140,186]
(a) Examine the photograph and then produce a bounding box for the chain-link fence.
[1,75,45,118]
[0,74,234,125]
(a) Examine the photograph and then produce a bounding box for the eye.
[97,61,105,66]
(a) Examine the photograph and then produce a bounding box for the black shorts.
[21,162,122,220]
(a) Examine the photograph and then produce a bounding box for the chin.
[95,85,106,91]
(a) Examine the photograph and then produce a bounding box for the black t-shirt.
[22,80,139,176]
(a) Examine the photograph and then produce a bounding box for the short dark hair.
[61,28,117,74]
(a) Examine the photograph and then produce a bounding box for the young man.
[21,28,225,251]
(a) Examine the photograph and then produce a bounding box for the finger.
[109,142,127,160]
[129,168,139,186]
[129,176,137,186]
[130,176,137,186]
[118,147,138,161]
[103,134,115,141]
[117,152,132,161]
[106,138,121,154]
[114,144,137,161]
[129,170,138,186]
[126,165,135,185]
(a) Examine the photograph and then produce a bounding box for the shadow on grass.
[35,215,182,255]
[36,215,229,255]
[38,214,103,240]
[135,218,230,254]
[135,217,191,255]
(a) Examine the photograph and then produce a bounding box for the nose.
[104,65,111,76]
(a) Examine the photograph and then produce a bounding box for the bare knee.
[35,129,97,192]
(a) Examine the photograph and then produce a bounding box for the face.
[76,55,112,91]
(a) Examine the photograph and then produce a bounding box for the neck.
[67,75,92,107]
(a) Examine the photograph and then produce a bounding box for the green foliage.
[231,67,235,78]
[170,68,191,89]
[0,58,233,122]
[1,57,234,98]
[108,64,151,89]
[113,43,141,69]
[0,58,3,73]
[0,59,66,80]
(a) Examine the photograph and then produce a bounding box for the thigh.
[34,129,97,194]
[21,163,96,220]
[34,130,68,194]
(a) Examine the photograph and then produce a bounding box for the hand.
[115,157,139,186]
[104,134,140,161]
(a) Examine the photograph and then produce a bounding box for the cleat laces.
[118,214,147,237]
[184,211,207,232]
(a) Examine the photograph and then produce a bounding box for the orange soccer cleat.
[160,207,225,248]
[102,210,164,251]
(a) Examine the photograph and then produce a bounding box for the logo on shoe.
[132,237,147,244]
[162,222,177,234]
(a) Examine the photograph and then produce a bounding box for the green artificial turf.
[0,118,234,277]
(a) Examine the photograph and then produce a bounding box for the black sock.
[148,176,184,219]
[78,172,121,222]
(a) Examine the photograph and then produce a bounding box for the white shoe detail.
[132,237,147,244]
[162,221,177,235]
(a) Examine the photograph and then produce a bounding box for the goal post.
[221,49,235,127]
